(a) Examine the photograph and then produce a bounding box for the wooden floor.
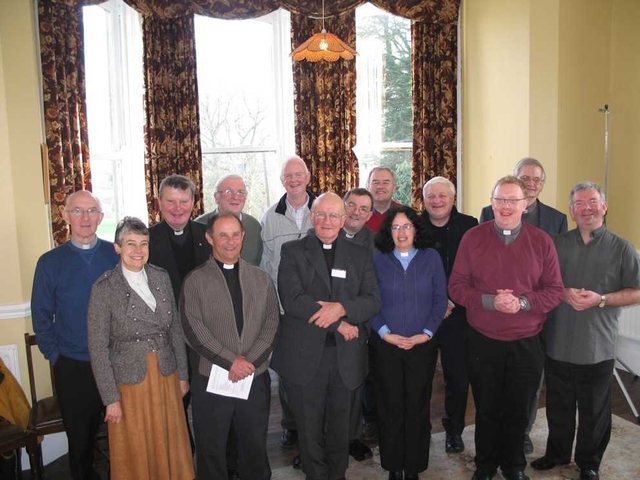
[18,363,640,479]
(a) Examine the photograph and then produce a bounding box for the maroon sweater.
[448,222,564,341]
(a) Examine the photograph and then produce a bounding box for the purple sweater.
[448,222,564,341]
[371,249,448,336]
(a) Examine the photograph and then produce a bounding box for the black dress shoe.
[404,473,419,480]
[530,456,568,470]
[502,472,529,480]
[292,454,302,469]
[349,439,373,461]
[523,434,533,455]
[580,469,599,480]
[470,470,497,480]
[388,471,403,480]
[445,433,465,453]
[280,428,298,447]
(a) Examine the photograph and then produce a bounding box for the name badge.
[331,269,347,279]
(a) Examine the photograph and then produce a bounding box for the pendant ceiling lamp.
[290,0,357,62]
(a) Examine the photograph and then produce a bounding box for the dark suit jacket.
[479,199,568,236]
[148,220,210,302]
[270,233,381,390]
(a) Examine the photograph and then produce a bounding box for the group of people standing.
[30,155,639,480]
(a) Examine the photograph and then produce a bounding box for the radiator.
[619,304,640,342]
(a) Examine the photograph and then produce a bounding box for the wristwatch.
[598,295,606,308]
[519,298,527,310]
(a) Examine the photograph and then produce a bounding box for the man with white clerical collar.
[181,212,279,480]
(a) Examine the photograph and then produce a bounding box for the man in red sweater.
[449,176,564,480]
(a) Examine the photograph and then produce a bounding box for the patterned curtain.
[142,14,204,224]
[410,19,458,208]
[291,11,358,196]
[38,0,93,245]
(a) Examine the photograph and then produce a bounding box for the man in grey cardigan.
[181,212,279,480]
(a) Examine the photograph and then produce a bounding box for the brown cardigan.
[180,257,279,377]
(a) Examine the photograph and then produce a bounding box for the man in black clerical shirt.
[147,175,210,463]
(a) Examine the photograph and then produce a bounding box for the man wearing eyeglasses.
[271,192,381,480]
[260,155,316,456]
[531,182,640,480]
[449,176,564,480]
[196,174,262,266]
[480,158,567,454]
[32,190,119,479]
[340,188,376,462]
[480,158,567,235]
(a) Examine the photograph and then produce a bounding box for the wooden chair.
[24,333,65,475]
[0,420,41,480]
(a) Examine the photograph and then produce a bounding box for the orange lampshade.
[291,29,357,62]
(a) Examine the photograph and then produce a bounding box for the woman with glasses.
[87,217,194,480]
[371,205,448,480]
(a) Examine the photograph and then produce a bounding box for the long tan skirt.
[108,352,194,480]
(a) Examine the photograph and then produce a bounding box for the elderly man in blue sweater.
[31,190,119,480]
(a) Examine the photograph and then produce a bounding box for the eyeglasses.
[518,175,544,185]
[572,199,602,209]
[345,202,371,215]
[282,172,307,182]
[217,189,247,198]
[391,223,414,232]
[66,207,101,218]
[311,212,345,222]
[491,197,526,206]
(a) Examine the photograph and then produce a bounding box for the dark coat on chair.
[270,233,381,391]
[479,199,568,236]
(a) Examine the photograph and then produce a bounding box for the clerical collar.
[345,233,355,239]
[493,222,522,242]
[316,236,337,250]
[215,258,238,271]
[71,237,98,250]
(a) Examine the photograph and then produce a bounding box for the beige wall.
[461,0,531,217]
[607,0,640,243]
[462,0,638,248]
[0,0,54,397]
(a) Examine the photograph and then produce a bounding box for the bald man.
[32,191,119,479]
[271,193,381,480]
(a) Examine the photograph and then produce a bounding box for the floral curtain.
[410,18,459,209]
[291,11,358,196]
[38,0,95,245]
[142,14,204,224]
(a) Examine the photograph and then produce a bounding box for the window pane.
[84,0,145,240]
[195,11,293,215]
[355,4,412,198]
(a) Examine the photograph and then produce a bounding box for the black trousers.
[544,356,614,472]
[286,345,352,480]
[348,382,364,441]
[466,328,543,475]
[370,333,438,475]
[191,371,271,480]
[431,315,469,436]
[53,355,103,480]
